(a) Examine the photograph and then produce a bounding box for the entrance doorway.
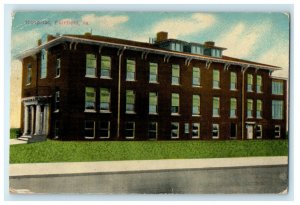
[246,125,254,139]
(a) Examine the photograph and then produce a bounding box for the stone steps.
[17,135,47,143]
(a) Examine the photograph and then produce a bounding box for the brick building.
[18,32,287,142]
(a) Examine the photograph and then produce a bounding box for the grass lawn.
[10,139,288,164]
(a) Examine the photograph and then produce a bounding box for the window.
[126,90,135,113]
[56,57,61,77]
[126,59,136,81]
[192,123,200,139]
[247,99,253,118]
[171,42,182,52]
[171,93,180,114]
[272,81,284,95]
[192,67,201,86]
[274,125,281,138]
[213,69,220,88]
[256,75,262,93]
[85,87,96,111]
[230,98,237,118]
[212,124,219,139]
[54,120,60,139]
[172,65,180,85]
[26,63,32,84]
[101,56,111,78]
[247,74,253,92]
[192,95,200,115]
[257,100,262,118]
[148,122,157,140]
[84,120,95,139]
[99,121,110,138]
[184,123,189,134]
[149,92,158,114]
[41,49,47,79]
[86,54,97,77]
[149,63,158,83]
[125,122,135,139]
[100,88,110,112]
[213,97,220,117]
[230,123,237,138]
[272,100,283,119]
[55,90,60,111]
[171,122,179,139]
[191,45,204,54]
[256,125,262,139]
[230,72,237,90]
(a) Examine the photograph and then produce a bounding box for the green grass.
[10,139,288,164]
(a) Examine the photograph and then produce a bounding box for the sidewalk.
[10,139,27,145]
[10,156,288,177]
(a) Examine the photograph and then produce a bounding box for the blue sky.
[11,11,289,77]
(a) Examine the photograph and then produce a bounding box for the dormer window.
[170,42,182,52]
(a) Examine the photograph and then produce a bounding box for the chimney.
[156,31,168,42]
[204,41,215,47]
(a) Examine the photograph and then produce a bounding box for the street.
[10,165,288,194]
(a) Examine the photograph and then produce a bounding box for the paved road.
[10,165,288,194]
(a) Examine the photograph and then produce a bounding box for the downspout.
[117,47,126,139]
[241,65,249,140]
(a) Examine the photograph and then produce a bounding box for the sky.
[10,11,290,127]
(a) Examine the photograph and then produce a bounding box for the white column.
[35,104,41,135]
[30,106,35,135]
[43,105,49,135]
[23,105,29,135]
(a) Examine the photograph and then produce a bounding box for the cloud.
[217,21,271,59]
[10,59,22,128]
[81,14,129,29]
[257,41,289,78]
[12,29,41,55]
[151,13,216,39]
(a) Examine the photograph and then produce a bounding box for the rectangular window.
[192,95,200,115]
[99,121,110,138]
[54,120,60,138]
[126,59,136,81]
[213,97,220,117]
[192,67,201,86]
[171,122,179,139]
[84,120,95,139]
[41,49,47,79]
[212,124,219,139]
[100,88,111,112]
[191,45,203,54]
[213,69,220,88]
[247,74,253,92]
[272,81,284,95]
[56,57,61,77]
[86,54,97,77]
[230,123,237,138]
[55,91,60,111]
[230,98,237,118]
[148,122,157,140]
[149,92,158,114]
[256,75,262,93]
[192,123,200,139]
[101,56,111,78]
[26,64,32,84]
[172,65,180,85]
[85,87,96,111]
[126,90,135,113]
[184,123,189,134]
[272,100,283,119]
[149,63,158,83]
[257,100,262,118]
[171,93,180,114]
[256,125,262,139]
[247,99,253,118]
[125,122,135,139]
[274,125,281,138]
[230,72,237,90]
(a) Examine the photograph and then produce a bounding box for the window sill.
[100,110,112,113]
[26,83,31,86]
[213,115,220,118]
[126,79,137,82]
[192,137,200,139]
[100,76,112,80]
[192,85,202,88]
[171,84,181,86]
[257,91,263,94]
[84,110,97,113]
[171,113,181,116]
[149,112,158,115]
[99,137,110,139]
[125,137,135,140]
[230,89,238,91]
[192,114,201,117]
[247,90,254,93]
[149,81,159,84]
[84,137,95,140]
[230,116,237,119]
[53,110,59,113]
[54,75,60,79]
[213,87,221,90]
[171,137,179,139]
[126,111,136,114]
[85,75,97,78]
[212,137,219,139]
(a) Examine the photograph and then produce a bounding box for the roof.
[16,34,281,71]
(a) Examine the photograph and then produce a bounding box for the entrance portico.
[21,96,51,142]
